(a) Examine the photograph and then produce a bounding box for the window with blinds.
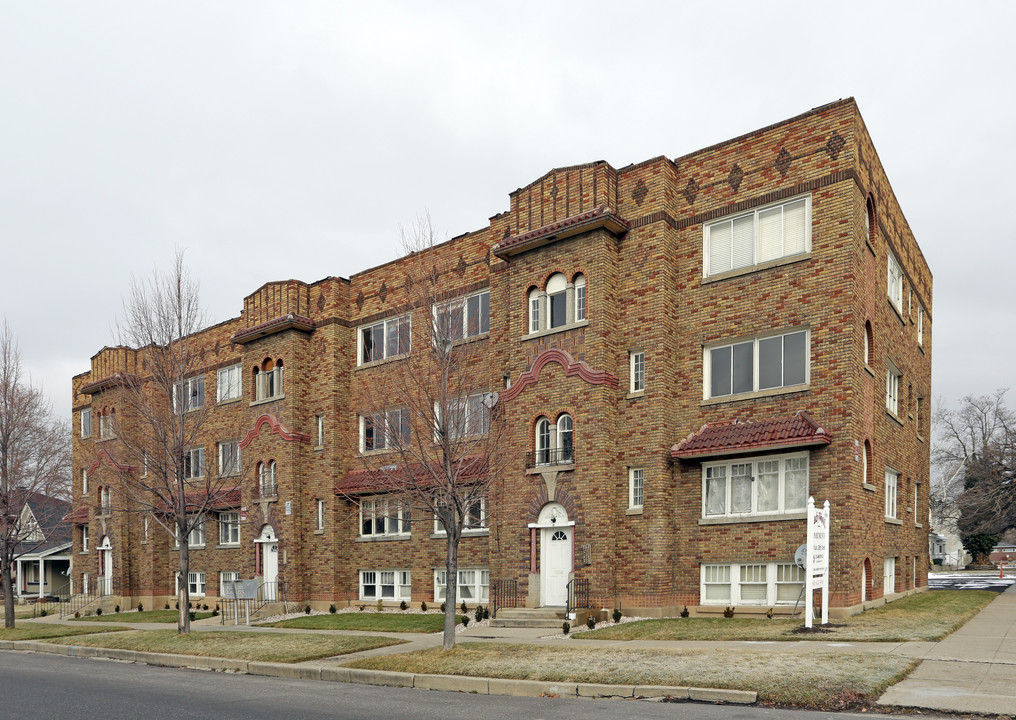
[704,196,811,276]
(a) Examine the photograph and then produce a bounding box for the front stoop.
[491,607,567,629]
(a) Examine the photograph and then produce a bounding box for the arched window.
[258,461,277,498]
[546,273,568,329]
[528,287,541,333]
[865,196,876,245]
[864,321,873,365]
[254,358,284,401]
[574,273,586,321]
[533,414,574,467]
[863,440,872,486]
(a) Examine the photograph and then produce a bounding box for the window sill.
[701,251,811,285]
[313,445,324,452]
[626,390,645,400]
[217,397,242,406]
[886,409,904,426]
[250,395,285,408]
[864,364,876,378]
[356,535,411,542]
[917,434,924,444]
[356,352,410,371]
[885,517,903,525]
[216,544,241,550]
[699,512,806,525]
[522,319,589,342]
[862,482,878,492]
[702,383,809,407]
[79,551,89,555]
[431,530,490,539]
[314,529,324,535]
[916,523,924,529]
[889,299,905,324]
[626,506,643,516]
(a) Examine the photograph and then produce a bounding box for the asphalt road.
[0,650,885,720]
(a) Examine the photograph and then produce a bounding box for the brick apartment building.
[68,98,931,617]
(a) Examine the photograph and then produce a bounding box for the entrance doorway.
[532,503,573,607]
[256,525,278,601]
[98,536,112,595]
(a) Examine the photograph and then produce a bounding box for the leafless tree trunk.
[111,251,244,633]
[347,216,506,650]
[0,321,70,628]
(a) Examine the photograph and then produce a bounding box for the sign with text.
[805,497,831,628]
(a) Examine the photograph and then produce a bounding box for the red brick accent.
[502,349,618,402]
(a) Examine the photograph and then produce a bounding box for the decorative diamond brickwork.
[683,177,699,205]
[728,164,744,192]
[825,132,846,160]
[775,147,792,177]
[355,290,365,309]
[632,179,648,205]
[378,281,387,304]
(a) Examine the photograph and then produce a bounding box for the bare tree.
[934,390,1016,563]
[110,251,241,633]
[0,321,70,628]
[346,217,506,649]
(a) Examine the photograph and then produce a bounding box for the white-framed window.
[218,440,240,477]
[435,289,490,343]
[219,512,240,545]
[434,496,486,535]
[98,410,115,439]
[434,568,489,603]
[534,414,573,466]
[702,452,808,519]
[630,351,645,393]
[885,360,901,416]
[884,557,896,595]
[704,329,808,399]
[528,273,587,334]
[80,408,92,438]
[700,562,805,605]
[81,469,89,496]
[887,252,904,311]
[220,571,240,595]
[914,483,920,526]
[885,468,899,519]
[173,376,205,413]
[704,195,810,277]
[99,486,112,514]
[316,499,325,531]
[176,571,206,597]
[184,447,205,479]
[440,393,491,440]
[254,359,283,401]
[360,569,411,600]
[360,498,411,537]
[316,414,325,446]
[217,364,242,402]
[917,305,924,346]
[189,519,205,548]
[143,515,149,542]
[359,315,411,365]
[81,525,89,552]
[862,440,871,486]
[360,408,411,452]
[629,468,644,509]
[258,461,277,497]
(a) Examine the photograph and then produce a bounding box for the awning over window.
[335,456,487,496]
[671,411,832,460]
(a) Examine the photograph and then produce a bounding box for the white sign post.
[805,497,830,628]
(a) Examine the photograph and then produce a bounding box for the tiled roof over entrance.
[671,411,832,459]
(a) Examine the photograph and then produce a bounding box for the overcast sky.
[1,1,1012,423]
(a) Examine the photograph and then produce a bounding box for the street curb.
[2,641,757,704]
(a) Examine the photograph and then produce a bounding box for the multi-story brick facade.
[68,98,931,617]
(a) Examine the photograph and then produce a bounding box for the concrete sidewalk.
[878,584,1016,715]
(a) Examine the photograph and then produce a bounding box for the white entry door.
[99,537,113,595]
[541,526,572,606]
[258,526,278,601]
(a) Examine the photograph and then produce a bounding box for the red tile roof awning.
[492,206,628,259]
[335,456,488,496]
[671,411,832,460]
[156,486,243,513]
[63,506,90,524]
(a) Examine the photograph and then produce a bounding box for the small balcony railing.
[259,483,277,499]
[525,448,574,469]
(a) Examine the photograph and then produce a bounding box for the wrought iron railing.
[565,578,589,619]
[29,582,71,618]
[525,448,575,469]
[490,579,518,619]
[219,579,287,624]
[60,576,122,618]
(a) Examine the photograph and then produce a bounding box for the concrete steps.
[490,607,567,628]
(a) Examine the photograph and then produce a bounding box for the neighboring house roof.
[335,456,488,496]
[671,411,832,459]
[14,491,71,554]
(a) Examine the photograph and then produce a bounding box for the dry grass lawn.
[73,610,214,623]
[262,613,460,633]
[49,629,405,663]
[577,590,995,642]
[0,623,130,641]
[344,643,917,708]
